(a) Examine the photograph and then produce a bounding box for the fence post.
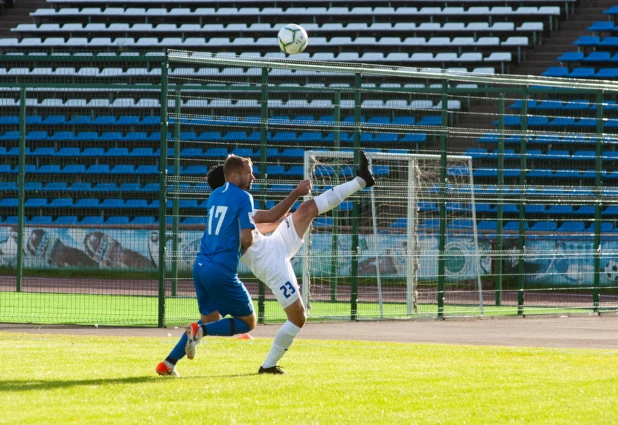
[170,90,181,297]
[593,90,604,313]
[258,67,269,324]
[495,92,505,306]
[331,90,341,302]
[157,59,169,328]
[437,78,448,318]
[16,87,26,293]
[350,73,362,321]
[518,87,528,315]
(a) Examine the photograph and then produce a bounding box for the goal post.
[303,150,484,319]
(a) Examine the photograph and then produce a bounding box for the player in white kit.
[206,151,375,374]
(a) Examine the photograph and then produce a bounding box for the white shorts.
[240,216,304,309]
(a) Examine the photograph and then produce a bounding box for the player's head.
[206,165,225,190]
[224,154,255,191]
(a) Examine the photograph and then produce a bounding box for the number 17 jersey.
[197,182,255,273]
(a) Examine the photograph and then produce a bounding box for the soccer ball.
[602,259,618,281]
[277,24,308,55]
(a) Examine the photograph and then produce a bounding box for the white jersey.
[240,215,304,308]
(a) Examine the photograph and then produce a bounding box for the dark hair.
[207,165,225,190]
[223,154,251,178]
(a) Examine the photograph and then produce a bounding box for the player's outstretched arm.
[254,179,312,224]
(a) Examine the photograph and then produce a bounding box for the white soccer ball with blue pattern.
[277,24,308,55]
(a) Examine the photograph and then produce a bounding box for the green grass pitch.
[1,332,617,424]
[0,292,600,327]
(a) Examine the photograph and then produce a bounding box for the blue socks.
[202,318,250,337]
[167,320,203,363]
[166,318,251,363]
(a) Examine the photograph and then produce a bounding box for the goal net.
[302,150,483,319]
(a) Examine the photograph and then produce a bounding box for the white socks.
[262,320,302,369]
[313,177,364,214]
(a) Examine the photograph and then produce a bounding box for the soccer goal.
[301,150,484,319]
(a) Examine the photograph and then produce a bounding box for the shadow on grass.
[0,373,257,392]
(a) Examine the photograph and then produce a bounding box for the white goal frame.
[302,150,484,317]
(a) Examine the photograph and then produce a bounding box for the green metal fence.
[2,51,618,327]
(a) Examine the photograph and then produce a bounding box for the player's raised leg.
[292,149,376,238]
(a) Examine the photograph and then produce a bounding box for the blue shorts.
[192,260,254,318]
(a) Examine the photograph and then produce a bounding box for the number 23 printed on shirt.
[279,281,296,299]
[207,205,228,235]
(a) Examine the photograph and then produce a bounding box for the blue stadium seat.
[401,133,427,143]
[76,131,99,141]
[106,147,129,156]
[25,198,48,207]
[270,132,297,142]
[547,205,573,215]
[118,183,142,192]
[135,165,158,174]
[143,183,160,192]
[125,199,150,209]
[297,132,321,142]
[56,147,81,157]
[140,116,160,125]
[283,165,303,176]
[266,165,285,177]
[131,216,155,225]
[0,131,20,141]
[0,116,18,125]
[0,182,17,190]
[180,148,204,157]
[101,199,125,208]
[105,216,129,225]
[125,131,148,140]
[182,217,205,226]
[557,52,584,63]
[557,222,585,232]
[93,183,117,191]
[204,148,228,158]
[55,216,78,225]
[181,131,198,140]
[69,182,92,192]
[280,148,305,158]
[26,131,48,141]
[111,165,135,174]
[75,198,100,208]
[504,221,529,231]
[182,165,208,175]
[197,131,222,141]
[43,115,67,125]
[32,148,56,156]
[30,216,53,225]
[80,216,104,225]
[0,198,18,207]
[48,198,73,207]
[224,132,248,142]
[93,115,117,125]
[68,115,93,125]
[477,221,498,231]
[37,164,61,174]
[100,132,124,141]
[542,67,569,77]
[117,116,140,125]
[86,164,111,174]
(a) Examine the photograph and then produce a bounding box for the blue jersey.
[197,181,255,272]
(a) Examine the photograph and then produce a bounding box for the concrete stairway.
[0,0,48,39]
[512,0,617,76]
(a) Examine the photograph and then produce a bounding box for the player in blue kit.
[156,154,310,377]
[156,150,375,377]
